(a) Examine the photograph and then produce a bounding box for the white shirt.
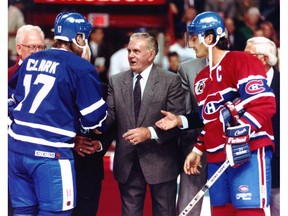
[169,43,196,62]
[133,64,158,140]
[89,41,99,59]
[133,64,152,97]
[109,48,130,76]
[266,67,274,87]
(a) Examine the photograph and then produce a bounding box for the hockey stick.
[179,129,256,216]
[179,159,230,216]
[179,99,250,215]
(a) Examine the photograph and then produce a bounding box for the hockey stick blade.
[179,159,230,216]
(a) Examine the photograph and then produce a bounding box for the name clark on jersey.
[26,58,60,74]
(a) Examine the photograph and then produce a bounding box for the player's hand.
[122,127,151,145]
[74,136,102,157]
[155,110,182,130]
[184,151,202,175]
[92,128,102,134]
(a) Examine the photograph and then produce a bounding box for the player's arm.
[185,129,206,174]
[155,110,203,130]
[219,99,252,167]
[152,74,185,144]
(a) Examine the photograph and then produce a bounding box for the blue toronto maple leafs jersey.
[8,48,108,159]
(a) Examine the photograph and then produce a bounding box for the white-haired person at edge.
[155,11,276,216]
[8,12,107,215]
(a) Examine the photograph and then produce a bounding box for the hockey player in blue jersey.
[8,12,108,216]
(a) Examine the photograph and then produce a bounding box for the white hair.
[247,7,261,17]
[15,24,45,44]
[246,36,278,66]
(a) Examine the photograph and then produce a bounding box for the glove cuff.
[224,101,239,125]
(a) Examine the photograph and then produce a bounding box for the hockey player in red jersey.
[156,11,276,216]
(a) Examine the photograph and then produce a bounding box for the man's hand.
[122,127,151,145]
[155,110,182,130]
[74,136,102,157]
[184,151,202,175]
[92,128,102,134]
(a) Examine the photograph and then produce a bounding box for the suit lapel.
[121,71,136,126]
[198,57,207,73]
[137,66,159,126]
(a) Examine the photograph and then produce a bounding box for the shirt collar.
[133,63,153,81]
[18,58,23,66]
[266,67,274,87]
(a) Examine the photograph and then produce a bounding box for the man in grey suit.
[105,32,185,216]
[176,57,208,216]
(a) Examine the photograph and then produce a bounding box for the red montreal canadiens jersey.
[194,51,276,163]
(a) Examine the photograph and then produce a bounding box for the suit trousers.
[118,158,177,216]
[177,155,207,216]
[177,130,207,216]
[72,153,103,216]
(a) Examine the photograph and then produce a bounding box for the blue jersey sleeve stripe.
[251,131,274,141]
[237,75,267,86]
[80,98,106,116]
[8,128,74,148]
[14,119,76,137]
[239,114,261,131]
[82,111,108,130]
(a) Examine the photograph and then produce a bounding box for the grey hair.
[129,32,158,55]
[15,24,45,44]
[246,36,278,66]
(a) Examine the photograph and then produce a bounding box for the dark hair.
[205,29,229,50]
[167,51,179,59]
[53,39,71,48]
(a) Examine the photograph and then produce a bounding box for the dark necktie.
[134,74,142,121]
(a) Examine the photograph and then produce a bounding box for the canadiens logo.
[236,185,252,200]
[245,80,265,94]
[195,78,207,95]
[202,92,224,120]
[216,27,223,35]
[238,185,249,193]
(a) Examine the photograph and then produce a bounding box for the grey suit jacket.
[177,57,207,158]
[106,64,185,184]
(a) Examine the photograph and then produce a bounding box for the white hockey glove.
[225,124,251,168]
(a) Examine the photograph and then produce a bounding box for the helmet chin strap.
[198,33,225,80]
[72,38,91,60]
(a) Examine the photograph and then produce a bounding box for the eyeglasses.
[20,44,46,51]
[245,52,264,57]
[251,53,264,57]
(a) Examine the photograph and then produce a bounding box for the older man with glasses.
[244,36,280,216]
[7,24,46,216]
[8,24,46,96]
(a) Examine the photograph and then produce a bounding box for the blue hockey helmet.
[187,11,225,39]
[54,12,92,42]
